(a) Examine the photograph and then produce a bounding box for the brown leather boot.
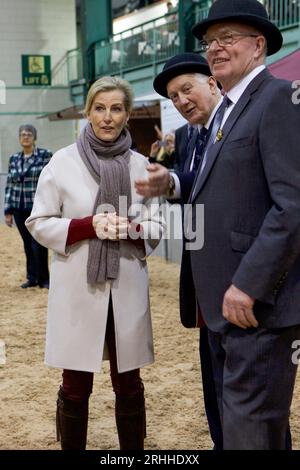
[56,386,89,450]
[115,388,146,450]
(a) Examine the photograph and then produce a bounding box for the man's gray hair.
[195,73,222,95]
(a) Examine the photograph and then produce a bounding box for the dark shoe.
[39,282,49,289]
[21,281,38,288]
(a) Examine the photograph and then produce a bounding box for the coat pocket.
[223,136,254,151]
[230,231,256,253]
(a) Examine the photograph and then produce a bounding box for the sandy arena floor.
[0,223,299,450]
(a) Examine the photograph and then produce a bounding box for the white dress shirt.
[169,65,266,199]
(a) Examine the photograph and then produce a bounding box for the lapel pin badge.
[216,129,223,142]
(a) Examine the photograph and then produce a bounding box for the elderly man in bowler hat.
[190,0,300,449]
[137,0,300,449]
[136,52,224,449]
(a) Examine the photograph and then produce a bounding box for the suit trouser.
[199,326,223,449]
[208,324,300,449]
[13,209,49,284]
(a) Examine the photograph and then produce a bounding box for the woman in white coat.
[26,76,164,450]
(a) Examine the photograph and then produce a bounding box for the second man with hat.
[136,51,223,449]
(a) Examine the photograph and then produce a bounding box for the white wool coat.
[26,143,164,373]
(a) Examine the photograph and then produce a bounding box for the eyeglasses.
[199,33,260,52]
[19,132,34,137]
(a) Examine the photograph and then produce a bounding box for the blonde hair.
[84,76,134,116]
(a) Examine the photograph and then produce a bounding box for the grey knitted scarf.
[77,122,132,284]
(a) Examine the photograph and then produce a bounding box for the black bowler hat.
[153,52,212,98]
[192,0,282,56]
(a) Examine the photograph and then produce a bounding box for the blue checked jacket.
[4,147,52,214]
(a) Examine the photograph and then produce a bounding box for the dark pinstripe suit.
[185,69,300,449]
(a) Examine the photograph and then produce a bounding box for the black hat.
[192,0,282,56]
[153,52,212,98]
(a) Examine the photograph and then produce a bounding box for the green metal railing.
[66,0,300,89]
[51,49,83,86]
[88,11,180,79]
[265,0,300,28]
[66,48,84,83]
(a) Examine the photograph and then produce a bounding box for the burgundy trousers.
[62,298,143,401]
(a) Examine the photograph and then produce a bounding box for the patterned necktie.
[192,127,208,172]
[190,95,232,201]
[199,95,232,174]
[188,124,195,141]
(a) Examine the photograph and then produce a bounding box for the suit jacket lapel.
[190,69,272,203]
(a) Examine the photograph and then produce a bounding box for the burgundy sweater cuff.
[66,216,96,246]
[66,217,146,253]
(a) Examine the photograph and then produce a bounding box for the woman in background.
[4,124,51,288]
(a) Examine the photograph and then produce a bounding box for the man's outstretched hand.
[135,163,170,197]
